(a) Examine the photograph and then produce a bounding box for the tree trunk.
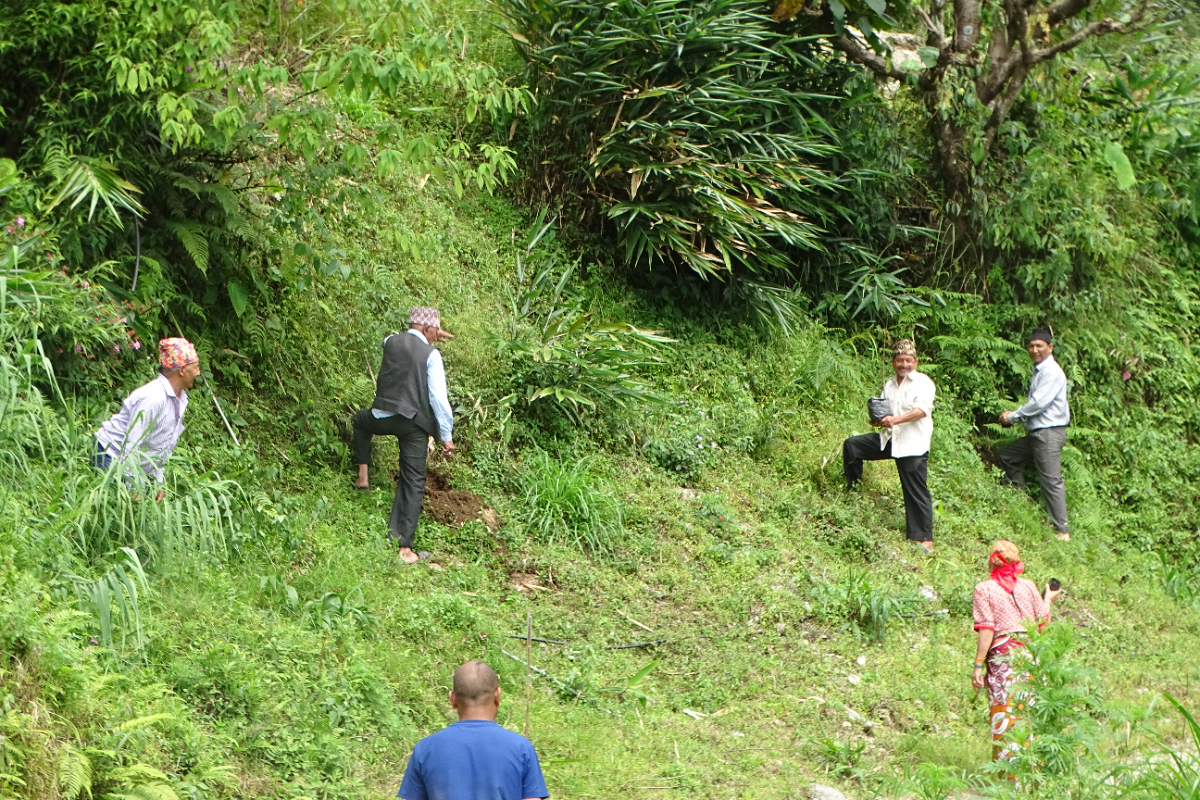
[924,91,973,254]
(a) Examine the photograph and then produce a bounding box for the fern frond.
[162,220,210,274]
[57,743,94,800]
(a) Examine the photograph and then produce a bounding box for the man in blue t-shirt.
[398,661,549,800]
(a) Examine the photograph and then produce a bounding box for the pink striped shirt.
[973,577,1049,635]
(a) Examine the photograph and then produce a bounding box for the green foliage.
[500,0,859,279]
[493,212,672,423]
[517,451,624,554]
[1119,694,1200,800]
[991,624,1104,782]
[818,735,868,779]
[1154,551,1200,609]
[809,567,919,642]
[66,547,149,650]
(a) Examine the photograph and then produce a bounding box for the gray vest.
[371,332,436,437]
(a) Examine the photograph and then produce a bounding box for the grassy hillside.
[5,0,1200,798]
[4,169,1198,800]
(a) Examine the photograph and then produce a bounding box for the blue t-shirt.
[398,720,549,800]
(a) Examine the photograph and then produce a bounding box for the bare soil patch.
[422,469,503,530]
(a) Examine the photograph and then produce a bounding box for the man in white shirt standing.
[842,339,937,552]
[352,307,455,565]
[93,337,201,502]
[999,327,1071,541]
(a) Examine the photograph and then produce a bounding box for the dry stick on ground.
[524,613,532,737]
[615,608,654,633]
[499,649,613,715]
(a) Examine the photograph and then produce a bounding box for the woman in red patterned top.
[970,540,1062,759]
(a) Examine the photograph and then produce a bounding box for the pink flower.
[1122,370,1131,381]
[15,217,24,227]
[81,280,89,288]
[132,340,141,350]
[75,344,83,353]
[114,345,120,352]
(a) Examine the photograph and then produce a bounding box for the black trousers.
[352,408,429,549]
[843,433,933,542]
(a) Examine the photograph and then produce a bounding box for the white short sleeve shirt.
[879,371,935,458]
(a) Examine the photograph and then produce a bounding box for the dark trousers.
[843,433,933,542]
[352,409,429,549]
[999,426,1069,533]
[92,440,114,471]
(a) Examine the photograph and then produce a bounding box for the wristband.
[973,662,984,669]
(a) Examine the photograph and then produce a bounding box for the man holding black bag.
[843,340,937,552]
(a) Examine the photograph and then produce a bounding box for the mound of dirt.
[422,469,502,530]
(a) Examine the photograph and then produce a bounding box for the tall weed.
[518,452,624,555]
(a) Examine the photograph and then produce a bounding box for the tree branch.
[829,30,908,80]
[1031,5,1152,63]
[1046,0,1094,25]
[915,8,948,50]
[981,62,1029,151]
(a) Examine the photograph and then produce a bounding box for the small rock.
[678,488,699,501]
[846,674,861,686]
[776,623,787,635]
[919,585,939,601]
[810,784,851,800]
[856,655,867,666]
[480,507,502,532]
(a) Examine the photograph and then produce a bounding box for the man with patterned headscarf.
[352,307,455,565]
[94,337,201,501]
[842,339,937,552]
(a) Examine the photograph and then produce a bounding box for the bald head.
[452,661,499,708]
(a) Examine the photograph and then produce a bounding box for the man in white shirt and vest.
[353,307,455,565]
[999,327,1071,541]
[842,339,937,552]
[93,337,201,502]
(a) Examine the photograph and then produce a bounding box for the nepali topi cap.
[408,307,441,329]
[892,339,917,357]
[159,338,198,371]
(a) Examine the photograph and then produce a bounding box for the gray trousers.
[352,409,429,549]
[999,426,1069,533]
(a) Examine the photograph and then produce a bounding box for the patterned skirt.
[985,638,1029,761]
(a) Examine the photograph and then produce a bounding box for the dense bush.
[499,0,863,281]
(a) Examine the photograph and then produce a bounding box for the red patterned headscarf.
[989,540,1024,593]
[159,338,198,371]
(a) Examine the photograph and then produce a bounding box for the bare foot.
[399,547,420,564]
[919,541,934,553]
[356,464,370,490]
[1055,532,1071,541]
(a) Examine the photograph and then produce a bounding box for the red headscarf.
[989,540,1024,593]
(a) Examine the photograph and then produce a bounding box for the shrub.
[492,211,671,423]
[499,0,856,279]
[518,452,624,554]
[808,568,918,642]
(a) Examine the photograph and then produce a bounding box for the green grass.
[4,42,1200,800]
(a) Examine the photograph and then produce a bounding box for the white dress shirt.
[1012,354,1070,430]
[371,329,454,441]
[95,373,188,483]
[879,370,935,458]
